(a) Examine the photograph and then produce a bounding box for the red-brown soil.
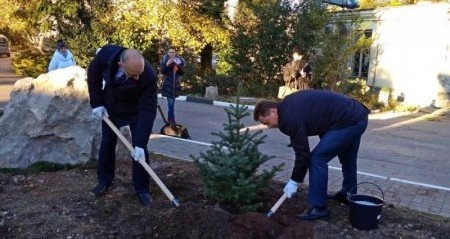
[0,155,449,238]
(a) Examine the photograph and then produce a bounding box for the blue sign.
[323,0,359,9]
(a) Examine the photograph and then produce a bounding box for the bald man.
[87,45,158,206]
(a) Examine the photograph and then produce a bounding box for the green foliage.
[227,0,293,96]
[205,74,239,96]
[336,78,387,110]
[292,0,330,56]
[1,0,230,82]
[312,13,365,90]
[193,88,282,213]
[12,49,51,77]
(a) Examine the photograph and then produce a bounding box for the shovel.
[103,116,180,207]
[266,193,287,217]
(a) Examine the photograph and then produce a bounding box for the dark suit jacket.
[278,90,369,182]
[87,44,158,148]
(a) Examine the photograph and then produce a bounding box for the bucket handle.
[348,182,385,201]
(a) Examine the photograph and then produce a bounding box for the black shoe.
[297,207,330,221]
[137,192,154,206]
[327,191,349,205]
[92,183,111,197]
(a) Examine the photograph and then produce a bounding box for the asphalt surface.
[154,100,450,189]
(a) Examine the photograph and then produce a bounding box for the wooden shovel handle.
[103,116,179,207]
[266,193,288,217]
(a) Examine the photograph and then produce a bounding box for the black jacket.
[87,44,158,148]
[278,90,369,182]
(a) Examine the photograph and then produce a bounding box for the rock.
[205,86,218,100]
[0,66,101,168]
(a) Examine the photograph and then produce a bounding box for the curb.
[0,95,255,117]
[158,94,256,110]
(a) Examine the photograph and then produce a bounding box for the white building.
[350,2,450,107]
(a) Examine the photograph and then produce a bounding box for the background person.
[48,40,76,72]
[87,45,158,206]
[160,48,186,124]
[253,90,369,220]
[282,47,312,91]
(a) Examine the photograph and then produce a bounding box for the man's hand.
[133,147,145,162]
[92,106,109,119]
[283,179,299,198]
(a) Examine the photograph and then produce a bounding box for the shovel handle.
[103,116,180,207]
[266,193,288,217]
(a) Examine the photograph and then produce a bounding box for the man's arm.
[290,133,311,183]
[280,118,311,183]
[279,119,311,198]
[134,62,158,148]
[87,53,105,108]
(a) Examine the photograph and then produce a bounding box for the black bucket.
[347,182,384,230]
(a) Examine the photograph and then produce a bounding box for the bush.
[204,74,239,96]
[12,49,51,78]
[336,78,387,110]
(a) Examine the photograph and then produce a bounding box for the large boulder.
[0,66,102,168]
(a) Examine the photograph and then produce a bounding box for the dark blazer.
[278,90,369,182]
[87,44,158,148]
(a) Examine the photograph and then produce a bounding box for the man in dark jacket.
[87,45,158,205]
[254,90,369,220]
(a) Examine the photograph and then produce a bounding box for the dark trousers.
[308,118,368,208]
[97,117,150,194]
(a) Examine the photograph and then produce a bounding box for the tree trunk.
[200,44,213,76]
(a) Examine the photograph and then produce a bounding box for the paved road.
[151,99,450,217]
[154,100,450,189]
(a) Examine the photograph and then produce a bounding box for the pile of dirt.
[0,156,449,238]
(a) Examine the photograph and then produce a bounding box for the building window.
[351,29,372,78]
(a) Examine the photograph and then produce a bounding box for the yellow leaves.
[110,0,229,54]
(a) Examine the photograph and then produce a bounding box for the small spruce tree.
[192,90,283,213]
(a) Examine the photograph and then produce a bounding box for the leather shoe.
[297,207,330,221]
[92,183,111,197]
[137,192,154,206]
[327,191,349,205]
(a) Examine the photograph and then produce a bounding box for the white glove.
[133,146,145,162]
[283,179,299,198]
[92,106,109,119]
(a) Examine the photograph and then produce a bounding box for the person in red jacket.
[254,90,369,220]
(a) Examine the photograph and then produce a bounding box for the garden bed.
[0,155,449,238]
